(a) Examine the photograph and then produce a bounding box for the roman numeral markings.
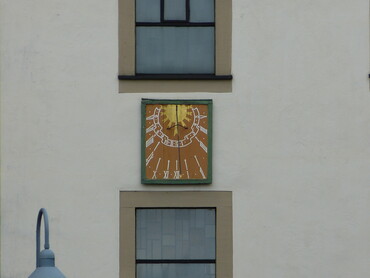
[174,172,180,179]
[164,171,169,179]
[174,160,180,179]
[163,160,170,179]
[152,157,161,179]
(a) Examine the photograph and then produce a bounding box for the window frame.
[118,0,232,91]
[120,191,233,278]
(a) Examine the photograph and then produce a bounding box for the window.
[120,192,232,278]
[136,0,215,75]
[136,209,215,278]
[118,0,232,92]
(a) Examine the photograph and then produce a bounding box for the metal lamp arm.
[36,208,50,267]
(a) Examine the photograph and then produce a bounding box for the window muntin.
[136,208,216,278]
[135,0,215,74]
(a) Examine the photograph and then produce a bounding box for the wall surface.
[1,0,370,277]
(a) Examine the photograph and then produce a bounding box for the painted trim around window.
[119,191,233,278]
[118,0,232,92]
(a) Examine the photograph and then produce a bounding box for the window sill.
[118,74,233,80]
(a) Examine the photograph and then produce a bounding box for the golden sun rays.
[162,105,192,136]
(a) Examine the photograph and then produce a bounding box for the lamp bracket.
[36,208,50,267]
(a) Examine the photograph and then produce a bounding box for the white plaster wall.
[1,0,370,277]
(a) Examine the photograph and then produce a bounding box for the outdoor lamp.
[28,208,66,278]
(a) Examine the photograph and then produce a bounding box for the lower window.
[136,208,215,278]
[120,192,232,278]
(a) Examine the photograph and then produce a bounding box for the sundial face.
[142,99,212,184]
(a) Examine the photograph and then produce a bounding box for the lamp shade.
[28,265,65,278]
[28,208,66,278]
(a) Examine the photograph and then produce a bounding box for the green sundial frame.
[141,99,213,185]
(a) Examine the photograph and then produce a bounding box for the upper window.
[119,0,232,85]
[136,0,215,74]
